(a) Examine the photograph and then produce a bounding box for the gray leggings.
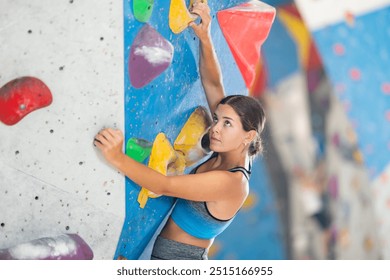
[151,236,208,260]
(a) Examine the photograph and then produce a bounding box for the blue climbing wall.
[262,15,299,87]
[312,7,390,179]
[115,0,285,259]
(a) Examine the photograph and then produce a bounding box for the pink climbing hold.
[333,43,345,56]
[217,1,275,90]
[331,133,340,147]
[0,76,52,126]
[385,110,390,122]
[335,83,346,95]
[129,24,174,89]
[328,175,339,200]
[349,68,361,81]
[0,234,93,260]
[381,82,390,94]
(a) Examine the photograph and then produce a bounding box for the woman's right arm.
[190,1,225,114]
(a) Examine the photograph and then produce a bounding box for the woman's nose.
[211,123,220,134]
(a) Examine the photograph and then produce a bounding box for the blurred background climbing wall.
[1,0,390,260]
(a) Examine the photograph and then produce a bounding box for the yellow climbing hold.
[278,8,311,70]
[168,152,186,176]
[137,132,177,208]
[169,0,207,34]
[352,150,364,164]
[242,193,258,210]
[208,240,221,258]
[136,106,211,208]
[174,106,211,167]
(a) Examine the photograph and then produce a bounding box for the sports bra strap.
[228,167,251,180]
[191,153,252,180]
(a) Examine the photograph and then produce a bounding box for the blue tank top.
[170,153,251,240]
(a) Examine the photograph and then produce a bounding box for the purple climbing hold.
[0,234,93,260]
[328,175,339,200]
[129,24,174,88]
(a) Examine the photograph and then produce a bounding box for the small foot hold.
[126,137,152,162]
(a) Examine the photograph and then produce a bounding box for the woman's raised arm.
[189,1,225,114]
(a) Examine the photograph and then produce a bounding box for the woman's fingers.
[94,128,124,163]
[191,2,210,21]
[94,133,109,146]
[94,128,123,148]
[189,2,211,38]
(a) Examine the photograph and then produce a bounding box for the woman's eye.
[224,121,231,126]
[213,117,218,123]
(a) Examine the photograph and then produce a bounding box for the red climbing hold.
[0,77,52,126]
[217,1,275,90]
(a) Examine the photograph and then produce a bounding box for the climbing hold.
[349,68,361,81]
[381,82,390,94]
[278,5,322,73]
[352,150,364,164]
[250,57,268,97]
[169,0,207,34]
[363,236,374,251]
[328,175,339,200]
[0,234,93,260]
[129,24,174,88]
[242,193,258,210]
[133,0,154,22]
[137,132,177,208]
[0,77,52,125]
[339,228,350,248]
[344,10,355,27]
[333,43,346,56]
[208,240,221,258]
[217,1,275,89]
[168,152,186,176]
[126,137,152,162]
[174,106,212,167]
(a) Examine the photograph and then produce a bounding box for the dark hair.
[218,95,266,156]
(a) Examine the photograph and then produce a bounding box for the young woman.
[94,1,266,260]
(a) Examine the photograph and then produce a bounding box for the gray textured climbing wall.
[0,0,124,259]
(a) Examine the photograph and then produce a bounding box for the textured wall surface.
[0,0,125,259]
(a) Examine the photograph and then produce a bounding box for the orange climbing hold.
[217,1,275,89]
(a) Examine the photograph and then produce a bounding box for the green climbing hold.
[126,137,152,162]
[133,0,154,23]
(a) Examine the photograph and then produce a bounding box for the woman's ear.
[245,130,257,143]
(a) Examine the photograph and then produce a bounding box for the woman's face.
[209,104,250,153]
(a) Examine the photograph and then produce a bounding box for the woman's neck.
[212,151,250,170]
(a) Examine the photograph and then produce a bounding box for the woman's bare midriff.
[159,217,213,249]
